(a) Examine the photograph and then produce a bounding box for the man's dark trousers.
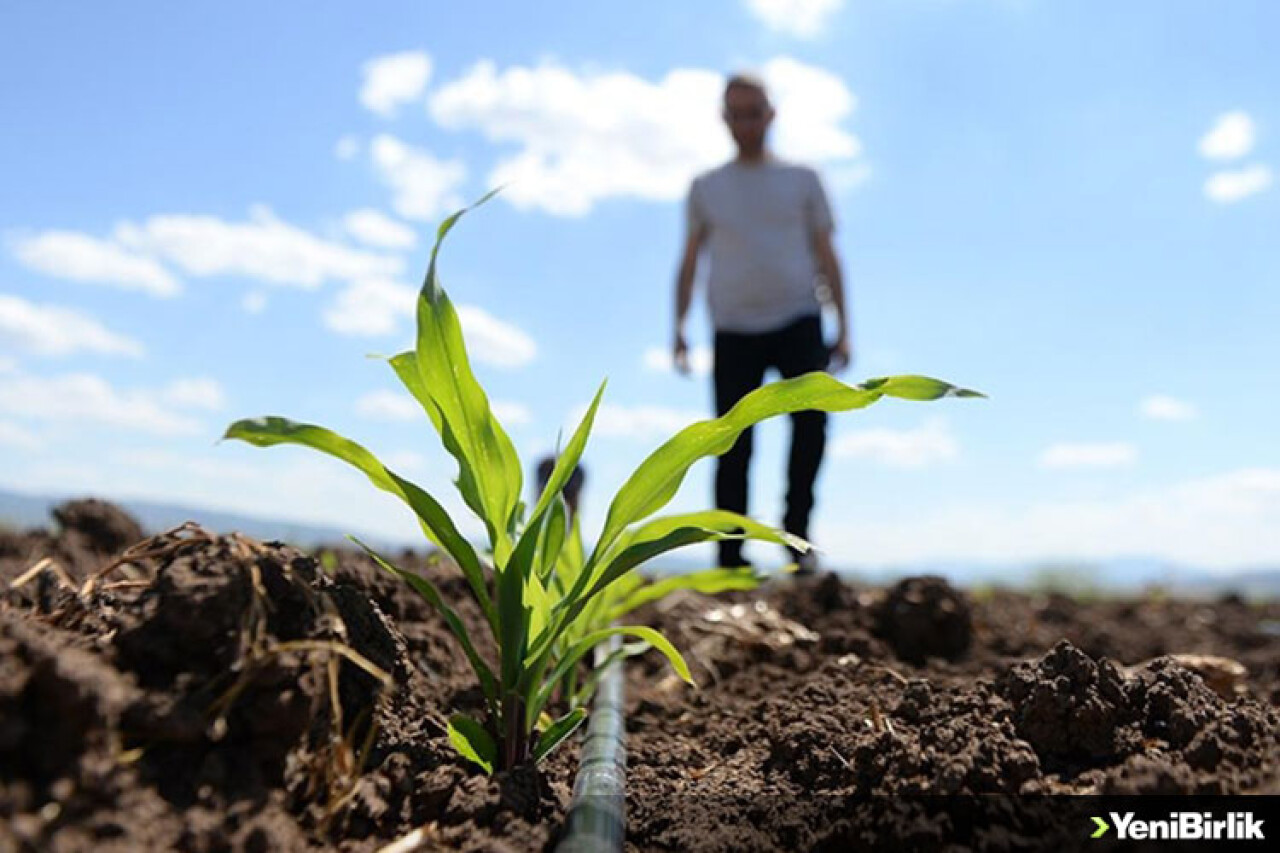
[712,314,828,567]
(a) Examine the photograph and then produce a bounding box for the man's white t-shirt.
[687,157,834,334]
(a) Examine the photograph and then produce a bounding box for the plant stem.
[502,692,527,769]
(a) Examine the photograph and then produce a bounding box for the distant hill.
[1,487,1276,597]
[865,557,1280,600]
[0,487,407,551]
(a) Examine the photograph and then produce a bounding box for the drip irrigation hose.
[556,636,626,853]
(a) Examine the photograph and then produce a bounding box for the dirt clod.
[997,640,1132,765]
[51,499,145,556]
[873,575,973,664]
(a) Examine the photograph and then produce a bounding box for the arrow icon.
[1091,816,1110,838]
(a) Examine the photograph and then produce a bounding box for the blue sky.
[2,0,1276,572]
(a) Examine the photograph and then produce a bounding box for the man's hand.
[673,331,691,376]
[827,332,852,373]
[811,228,851,374]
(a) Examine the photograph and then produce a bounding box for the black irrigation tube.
[555,636,626,853]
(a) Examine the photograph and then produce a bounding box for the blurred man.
[672,72,850,572]
[535,455,585,517]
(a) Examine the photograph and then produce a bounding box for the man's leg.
[774,315,829,557]
[713,328,767,567]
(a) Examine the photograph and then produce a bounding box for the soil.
[1,501,1277,852]
[1,501,572,852]
[623,576,1280,851]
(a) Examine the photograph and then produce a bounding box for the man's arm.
[812,228,851,372]
[673,226,705,376]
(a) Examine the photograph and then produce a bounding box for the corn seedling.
[544,511,769,711]
[224,193,982,772]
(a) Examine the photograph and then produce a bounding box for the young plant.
[543,507,770,711]
[224,194,982,773]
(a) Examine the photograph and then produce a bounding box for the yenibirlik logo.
[1091,811,1265,841]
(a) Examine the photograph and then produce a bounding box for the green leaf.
[498,511,543,691]
[411,195,524,563]
[532,708,587,764]
[507,499,527,541]
[859,374,986,401]
[563,512,585,573]
[592,373,982,561]
[608,509,807,563]
[546,510,585,600]
[607,571,646,601]
[394,351,492,535]
[571,641,650,708]
[580,527,723,612]
[506,376,601,660]
[222,416,495,629]
[536,495,569,585]
[393,348,522,561]
[528,381,605,525]
[527,525,712,671]
[605,566,764,622]
[530,625,691,725]
[432,186,504,252]
[524,569,553,650]
[513,379,603,599]
[448,714,497,775]
[543,510,793,656]
[350,537,499,712]
[389,351,444,434]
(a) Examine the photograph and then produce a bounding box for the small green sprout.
[542,507,773,712]
[224,193,982,772]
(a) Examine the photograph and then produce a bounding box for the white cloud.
[369,134,468,222]
[455,305,537,367]
[0,357,16,374]
[427,57,862,215]
[0,294,144,358]
[1038,441,1137,469]
[356,388,529,427]
[574,402,703,441]
[1196,110,1269,205]
[1139,394,1197,422]
[360,51,433,117]
[382,450,427,473]
[746,0,843,38]
[164,378,226,411]
[1198,111,1256,160]
[491,400,532,426]
[9,230,179,297]
[764,57,862,162]
[343,208,418,249]
[242,291,268,314]
[831,418,958,468]
[335,134,360,161]
[324,279,416,337]
[643,344,713,377]
[430,61,723,216]
[114,205,403,288]
[0,420,42,451]
[356,389,420,421]
[0,371,203,436]
[322,280,536,367]
[816,467,1280,570]
[1204,164,1273,203]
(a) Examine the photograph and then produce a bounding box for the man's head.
[723,73,774,159]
